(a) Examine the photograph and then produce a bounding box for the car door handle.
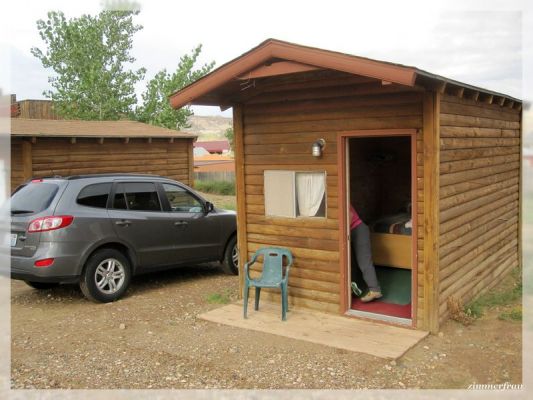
[174,221,188,226]
[115,220,132,227]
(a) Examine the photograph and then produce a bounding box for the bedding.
[370,213,412,235]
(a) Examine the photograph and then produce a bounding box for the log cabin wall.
[437,94,521,323]
[10,137,194,191]
[239,73,426,325]
[10,140,24,192]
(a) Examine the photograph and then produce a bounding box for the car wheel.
[221,235,238,275]
[79,248,131,303]
[25,281,60,290]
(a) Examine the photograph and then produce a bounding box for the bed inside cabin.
[348,135,413,322]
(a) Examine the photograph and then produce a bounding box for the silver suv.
[10,174,238,302]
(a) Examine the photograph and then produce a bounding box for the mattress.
[370,213,412,235]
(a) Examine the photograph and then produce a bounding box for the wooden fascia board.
[269,41,417,87]
[169,40,417,109]
[237,61,320,80]
[169,45,274,109]
[10,133,197,140]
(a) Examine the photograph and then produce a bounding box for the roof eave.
[169,39,417,110]
[10,133,198,139]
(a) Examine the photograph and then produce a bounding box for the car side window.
[162,184,203,213]
[113,182,162,211]
[77,183,112,208]
[113,183,127,209]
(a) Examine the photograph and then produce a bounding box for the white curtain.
[296,173,325,217]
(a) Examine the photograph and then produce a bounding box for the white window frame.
[264,170,327,218]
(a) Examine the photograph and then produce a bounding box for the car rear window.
[77,183,112,208]
[11,182,59,214]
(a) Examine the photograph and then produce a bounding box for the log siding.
[437,94,521,323]
[241,81,425,321]
[10,137,194,191]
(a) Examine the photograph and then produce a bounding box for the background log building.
[10,118,196,192]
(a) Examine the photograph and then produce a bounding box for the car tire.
[25,281,60,290]
[221,235,238,275]
[79,248,131,303]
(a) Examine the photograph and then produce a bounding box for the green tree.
[135,45,214,130]
[31,9,145,120]
[224,127,234,153]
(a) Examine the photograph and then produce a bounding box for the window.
[11,182,59,214]
[77,183,111,208]
[264,171,326,218]
[112,182,162,211]
[162,184,203,213]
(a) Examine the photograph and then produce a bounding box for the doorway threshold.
[346,308,412,326]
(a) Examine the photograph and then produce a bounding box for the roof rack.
[65,173,163,180]
[30,173,164,181]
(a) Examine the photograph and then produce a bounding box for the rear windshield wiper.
[11,209,35,215]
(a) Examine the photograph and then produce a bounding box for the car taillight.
[28,216,74,232]
[34,258,54,267]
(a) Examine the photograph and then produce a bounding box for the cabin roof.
[10,118,197,139]
[169,38,521,110]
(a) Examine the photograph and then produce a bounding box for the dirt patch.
[11,265,521,389]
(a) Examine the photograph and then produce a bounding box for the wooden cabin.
[169,39,522,333]
[10,118,196,192]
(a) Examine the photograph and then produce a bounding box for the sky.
[0,0,531,122]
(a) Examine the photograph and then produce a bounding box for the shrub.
[447,296,475,326]
[194,180,235,196]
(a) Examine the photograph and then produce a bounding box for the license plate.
[10,233,17,247]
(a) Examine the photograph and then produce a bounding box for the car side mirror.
[204,201,214,214]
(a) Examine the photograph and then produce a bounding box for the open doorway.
[344,133,416,325]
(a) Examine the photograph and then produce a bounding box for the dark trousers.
[351,222,380,292]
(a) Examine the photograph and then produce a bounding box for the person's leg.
[350,229,366,296]
[354,222,381,292]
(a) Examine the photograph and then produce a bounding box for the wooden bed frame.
[370,232,412,269]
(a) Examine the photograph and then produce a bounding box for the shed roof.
[10,118,197,139]
[194,140,230,152]
[169,38,521,110]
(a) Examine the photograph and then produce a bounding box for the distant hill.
[184,115,232,141]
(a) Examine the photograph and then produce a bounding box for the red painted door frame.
[337,129,418,328]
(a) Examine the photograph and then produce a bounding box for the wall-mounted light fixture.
[312,138,326,157]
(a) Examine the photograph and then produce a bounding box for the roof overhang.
[169,38,521,111]
[169,39,418,110]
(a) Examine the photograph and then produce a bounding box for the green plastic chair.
[243,247,293,321]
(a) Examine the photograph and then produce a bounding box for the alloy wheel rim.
[95,258,126,294]
[231,244,239,268]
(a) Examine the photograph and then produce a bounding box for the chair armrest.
[282,253,294,283]
[244,253,259,281]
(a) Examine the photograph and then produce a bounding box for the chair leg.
[284,285,289,313]
[281,286,287,321]
[254,287,261,311]
[243,284,249,319]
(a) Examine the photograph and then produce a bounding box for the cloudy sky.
[0,0,530,120]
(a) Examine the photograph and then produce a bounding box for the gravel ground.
[11,264,522,389]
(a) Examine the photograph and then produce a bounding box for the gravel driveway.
[11,264,521,389]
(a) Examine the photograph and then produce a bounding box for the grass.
[498,306,522,321]
[194,180,235,196]
[464,267,522,320]
[216,200,236,211]
[196,190,236,211]
[206,290,231,304]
